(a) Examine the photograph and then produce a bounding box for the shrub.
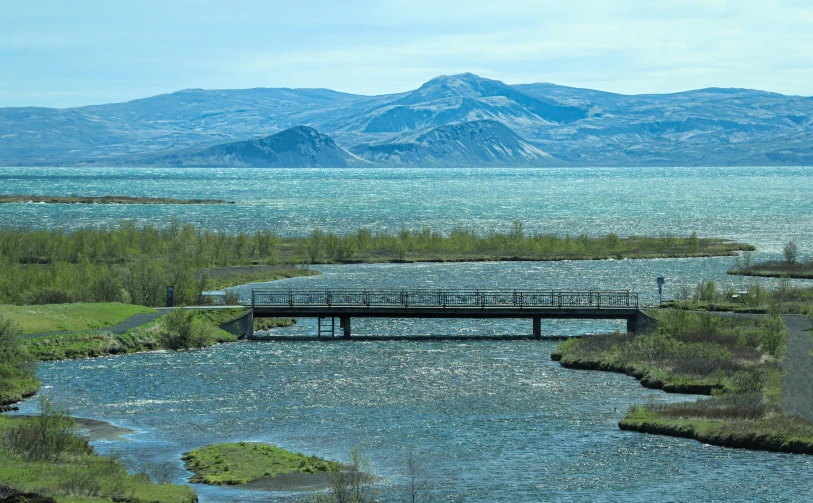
[694,280,718,303]
[783,239,798,264]
[2,396,91,461]
[161,309,216,350]
[757,315,788,357]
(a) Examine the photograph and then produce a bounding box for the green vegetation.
[203,265,319,291]
[553,309,813,453]
[22,313,237,361]
[181,442,339,485]
[620,400,813,454]
[666,278,813,315]
[297,226,751,263]
[0,220,312,306]
[253,317,296,330]
[0,222,748,306]
[729,242,813,278]
[0,397,196,503]
[0,315,37,407]
[0,303,154,335]
[554,310,786,394]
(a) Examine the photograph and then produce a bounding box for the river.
[5,165,813,502]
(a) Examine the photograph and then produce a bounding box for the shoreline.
[298,249,752,265]
[551,311,813,456]
[0,195,234,204]
[550,353,718,395]
[0,413,136,442]
[552,353,813,454]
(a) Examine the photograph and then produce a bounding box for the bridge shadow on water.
[246,334,575,342]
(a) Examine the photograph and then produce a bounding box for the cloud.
[1,0,813,106]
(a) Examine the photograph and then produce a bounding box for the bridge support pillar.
[532,317,541,339]
[340,316,351,338]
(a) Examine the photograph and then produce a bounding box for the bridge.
[233,289,654,339]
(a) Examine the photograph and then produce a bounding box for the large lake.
[5,166,813,502]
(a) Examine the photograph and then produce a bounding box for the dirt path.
[780,314,813,422]
[22,312,164,339]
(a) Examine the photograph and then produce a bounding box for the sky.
[2,0,813,108]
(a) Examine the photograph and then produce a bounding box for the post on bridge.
[532,317,541,339]
[340,316,351,338]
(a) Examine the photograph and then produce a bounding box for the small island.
[0,195,234,204]
[182,442,339,486]
[729,240,812,278]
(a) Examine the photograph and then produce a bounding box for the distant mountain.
[345,73,587,135]
[1,72,812,166]
[145,126,364,167]
[352,120,552,166]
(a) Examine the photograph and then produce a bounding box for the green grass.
[553,309,813,453]
[193,308,247,326]
[22,317,238,361]
[190,308,295,332]
[619,407,813,454]
[182,442,339,485]
[0,415,197,503]
[729,260,813,279]
[0,303,154,335]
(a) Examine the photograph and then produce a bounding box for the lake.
[6,165,813,502]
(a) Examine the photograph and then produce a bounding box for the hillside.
[1,73,812,166]
[352,120,552,166]
[145,126,364,167]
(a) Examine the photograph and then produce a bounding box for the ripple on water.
[14,339,813,503]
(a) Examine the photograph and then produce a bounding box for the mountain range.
[1,73,812,167]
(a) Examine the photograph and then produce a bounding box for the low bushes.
[0,399,197,502]
[2,396,90,462]
[554,308,813,453]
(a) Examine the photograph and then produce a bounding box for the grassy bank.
[182,442,339,485]
[729,261,813,279]
[22,314,238,362]
[0,400,197,503]
[619,403,813,454]
[552,309,813,453]
[1,308,239,406]
[0,303,154,335]
[663,279,813,315]
[203,265,319,290]
[191,307,295,332]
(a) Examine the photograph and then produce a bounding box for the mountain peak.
[407,73,508,102]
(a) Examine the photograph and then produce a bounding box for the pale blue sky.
[2,0,812,108]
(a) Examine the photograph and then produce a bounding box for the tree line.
[0,219,717,306]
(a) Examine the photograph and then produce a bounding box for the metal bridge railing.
[250,289,638,309]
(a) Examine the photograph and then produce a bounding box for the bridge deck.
[248,289,646,338]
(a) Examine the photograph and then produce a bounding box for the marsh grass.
[182,442,340,485]
[557,307,813,452]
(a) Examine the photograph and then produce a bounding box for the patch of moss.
[182,442,339,485]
